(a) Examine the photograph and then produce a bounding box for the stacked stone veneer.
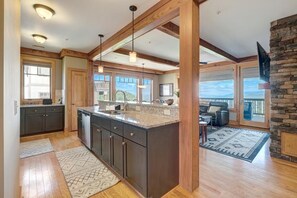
[269,14,297,162]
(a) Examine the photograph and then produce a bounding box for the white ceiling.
[21,0,297,70]
[122,29,228,63]
[190,0,297,58]
[103,52,178,71]
[21,0,159,53]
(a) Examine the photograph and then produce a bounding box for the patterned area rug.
[20,138,54,158]
[200,127,270,162]
[55,146,119,198]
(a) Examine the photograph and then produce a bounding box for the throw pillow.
[208,106,221,113]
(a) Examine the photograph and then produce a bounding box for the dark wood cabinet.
[92,125,102,157]
[101,128,111,164]
[124,139,147,196]
[20,105,65,136]
[90,114,179,198]
[25,113,45,134]
[111,133,124,176]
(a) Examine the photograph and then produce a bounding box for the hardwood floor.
[20,131,297,198]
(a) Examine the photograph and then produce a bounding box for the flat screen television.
[257,42,270,82]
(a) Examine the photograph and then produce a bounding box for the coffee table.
[199,115,213,131]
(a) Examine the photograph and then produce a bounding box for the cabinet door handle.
[130,132,134,136]
[113,126,117,130]
[97,129,101,133]
[34,110,37,112]
[46,114,48,117]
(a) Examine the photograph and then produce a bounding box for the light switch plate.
[164,109,170,116]
[14,100,18,115]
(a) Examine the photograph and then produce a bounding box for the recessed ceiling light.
[32,34,47,44]
[33,4,55,20]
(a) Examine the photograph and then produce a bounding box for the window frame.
[21,56,56,104]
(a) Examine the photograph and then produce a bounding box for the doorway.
[68,69,87,131]
[239,65,270,128]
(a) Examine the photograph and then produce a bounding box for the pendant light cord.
[132,10,135,52]
[100,36,102,65]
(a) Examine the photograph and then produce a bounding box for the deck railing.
[199,98,265,116]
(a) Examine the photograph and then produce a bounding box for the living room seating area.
[200,101,229,126]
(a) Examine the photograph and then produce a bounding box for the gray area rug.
[200,127,270,162]
[20,138,54,159]
[55,146,119,198]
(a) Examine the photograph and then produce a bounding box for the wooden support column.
[179,0,200,192]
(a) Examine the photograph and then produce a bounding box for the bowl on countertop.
[165,99,174,105]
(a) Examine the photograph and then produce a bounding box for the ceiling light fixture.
[32,34,47,44]
[129,5,137,63]
[98,34,104,73]
[138,63,146,89]
[33,4,55,20]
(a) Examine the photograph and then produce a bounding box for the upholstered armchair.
[200,102,229,126]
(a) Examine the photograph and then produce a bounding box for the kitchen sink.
[99,110,124,115]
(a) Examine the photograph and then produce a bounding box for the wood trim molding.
[20,55,56,105]
[94,61,165,75]
[238,55,258,63]
[114,48,179,67]
[88,0,185,60]
[21,47,60,59]
[60,49,88,59]
[157,22,239,62]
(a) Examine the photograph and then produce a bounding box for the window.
[94,73,111,104]
[115,76,138,101]
[23,64,51,99]
[141,78,152,102]
[199,68,234,108]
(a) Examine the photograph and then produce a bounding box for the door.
[123,139,147,196]
[45,112,64,132]
[111,133,124,176]
[239,66,270,128]
[101,128,111,164]
[70,70,87,131]
[25,114,45,135]
[92,125,102,157]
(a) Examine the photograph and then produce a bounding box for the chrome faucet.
[115,90,128,101]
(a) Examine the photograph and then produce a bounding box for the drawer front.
[25,107,46,114]
[124,124,146,146]
[46,106,64,113]
[92,115,110,130]
[110,120,123,136]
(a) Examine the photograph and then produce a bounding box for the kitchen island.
[78,106,179,198]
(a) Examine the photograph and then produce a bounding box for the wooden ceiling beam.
[21,47,60,59]
[114,48,179,67]
[88,0,191,61]
[157,22,239,63]
[93,60,165,75]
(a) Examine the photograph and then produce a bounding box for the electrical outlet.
[164,109,170,116]
[136,106,141,111]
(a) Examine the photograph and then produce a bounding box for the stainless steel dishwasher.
[81,111,91,149]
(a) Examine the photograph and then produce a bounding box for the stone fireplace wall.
[270,14,297,162]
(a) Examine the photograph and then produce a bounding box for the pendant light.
[129,5,137,63]
[98,34,104,73]
[138,63,146,89]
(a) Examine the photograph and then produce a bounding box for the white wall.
[0,0,21,197]
[158,72,179,104]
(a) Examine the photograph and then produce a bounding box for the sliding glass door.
[239,66,270,128]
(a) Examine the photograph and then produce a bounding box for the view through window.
[199,69,234,108]
[94,73,110,104]
[115,76,138,101]
[24,64,51,99]
[142,78,152,102]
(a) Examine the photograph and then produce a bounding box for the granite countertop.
[21,104,65,108]
[78,106,179,129]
